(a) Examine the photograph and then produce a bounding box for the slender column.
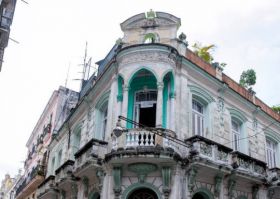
[169,93,175,131]
[121,85,129,127]
[156,82,164,127]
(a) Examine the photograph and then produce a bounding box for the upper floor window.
[192,99,204,136]
[266,139,277,168]
[232,119,241,151]
[228,108,248,154]
[57,149,62,168]
[101,104,108,138]
[95,92,110,140]
[143,33,157,44]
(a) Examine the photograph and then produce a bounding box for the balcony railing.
[15,165,45,197]
[54,160,75,184]
[186,135,233,165]
[112,128,177,150]
[185,135,267,177]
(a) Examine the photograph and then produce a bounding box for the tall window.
[57,150,62,168]
[72,128,81,156]
[101,105,108,139]
[192,99,204,136]
[266,139,277,168]
[232,120,241,151]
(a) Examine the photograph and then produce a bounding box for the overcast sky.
[0,0,279,179]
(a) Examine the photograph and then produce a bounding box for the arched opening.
[127,188,158,199]
[127,69,157,128]
[89,192,100,199]
[192,192,208,199]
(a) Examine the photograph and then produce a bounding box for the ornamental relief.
[125,18,176,29]
[118,51,176,66]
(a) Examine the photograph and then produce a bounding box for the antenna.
[65,63,71,88]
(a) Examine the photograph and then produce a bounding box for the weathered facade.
[37,11,280,199]
[14,86,79,199]
[0,171,21,199]
[0,0,17,71]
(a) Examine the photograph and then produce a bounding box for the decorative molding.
[113,166,122,197]
[189,84,215,104]
[128,163,157,183]
[161,166,172,199]
[188,166,198,192]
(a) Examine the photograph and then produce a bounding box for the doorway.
[192,192,210,199]
[134,90,157,127]
[128,188,158,199]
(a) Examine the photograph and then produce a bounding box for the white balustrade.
[126,129,156,147]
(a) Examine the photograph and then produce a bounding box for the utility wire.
[224,120,279,145]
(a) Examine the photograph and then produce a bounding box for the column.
[169,94,175,131]
[156,82,164,127]
[121,85,129,127]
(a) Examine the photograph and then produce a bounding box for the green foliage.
[272,105,280,114]
[239,69,256,89]
[192,42,216,63]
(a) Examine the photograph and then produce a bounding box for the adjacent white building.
[37,11,280,199]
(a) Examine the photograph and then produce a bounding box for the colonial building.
[37,11,280,199]
[14,86,79,199]
[0,0,17,71]
[0,171,21,199]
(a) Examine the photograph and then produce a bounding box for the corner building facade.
[38,11,280,199]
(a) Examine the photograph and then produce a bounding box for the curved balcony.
[37,176,58,199]
[106,128,183,164]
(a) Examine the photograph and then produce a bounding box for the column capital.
[157,82,164,90]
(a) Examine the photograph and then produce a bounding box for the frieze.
[118,51,176,66]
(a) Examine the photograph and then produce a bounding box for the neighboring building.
[0,0,17,71]
[14,86,79,199]
[0,171,21,199]
[37,11,280,199]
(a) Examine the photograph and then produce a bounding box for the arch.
[71,123,82,158]
[128,67,159,86]
[122,183,161,199]
[127,68,158,128]
[189,85,215,105]
[143,33,159,43]
[89,191,100,199]
[192,187,214,199]
[265,129,280,143]
[95,91,110,109]
[227,108,247,123]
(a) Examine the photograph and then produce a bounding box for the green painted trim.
[189,84,215,104]
[236,196,248,199]
[121,182,162,199]
[88,192,100,199]
[95,91,110,109]
[128,67,159,86]
[265,130,280,143]
[118,76,124,102]
[192,187,214,199]
[127,69,157,128]
[163,78,168,128]
[228,108,247,123]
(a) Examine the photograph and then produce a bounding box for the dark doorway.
[139,104,156,127]
[128,188,158,199]
[192,192,208,199]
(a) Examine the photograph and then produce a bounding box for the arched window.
[72,125,81,158]
[95,92,109,140]
[189,85,214,137]
[228,108,248,154]
[57,149,62,168]
[266,138,277,168]
[192,99,204,136]
[265,130,280,168]
[143,33,157,44]
[231,119,241,151]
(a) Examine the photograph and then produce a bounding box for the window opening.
[232,120,241,151]
[192,100,204,136]
[266,139,277,168]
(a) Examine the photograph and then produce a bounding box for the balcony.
[37,175,58,199]
[73,138,108,177]
[185,135,267,181]
[186,135,233,167]
[106,128,182,164]
[15,165,45,199]
[54,160,76,190]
